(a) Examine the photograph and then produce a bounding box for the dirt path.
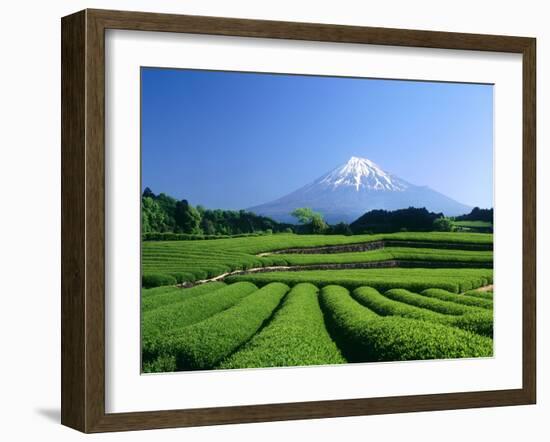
[182,266,294,287]
[471,284,494,292]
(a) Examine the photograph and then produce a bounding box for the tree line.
[454,207,493,223]
[142,188,293,236]
[142,187,492,237]
[349,207,446,233]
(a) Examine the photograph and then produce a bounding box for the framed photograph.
[61,9,536,433]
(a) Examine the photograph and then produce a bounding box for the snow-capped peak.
[319,156,407,191]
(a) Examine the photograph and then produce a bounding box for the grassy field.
[453,220,493,233]
[141,231,494,372]
[274,247,493,266]
[453,221,493,228]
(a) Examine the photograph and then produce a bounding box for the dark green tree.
[174,200,202,234]
[200,217,216,235]
[455,207,493,222]
[142,187,155,199]
[155,193,178,230]
[350,207,443,234]
[331,222,353,236]
[310,216,328,234]
[141,196,166,233]
[140,188,292,237]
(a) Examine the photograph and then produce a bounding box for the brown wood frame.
[61,8,536,433]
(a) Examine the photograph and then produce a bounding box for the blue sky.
[141,68,493,210]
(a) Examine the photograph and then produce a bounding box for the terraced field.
[142,232,492,286]
[141,232,494,372]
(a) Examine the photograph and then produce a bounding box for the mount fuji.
[248,156,471,223]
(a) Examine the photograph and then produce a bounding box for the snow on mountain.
[317,156,408,191]
[248,156,471,223]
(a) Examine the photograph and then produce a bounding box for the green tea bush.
[352,287,493,337]
[163,282,290,370]
[450,310,494,338]
[421,288,493,310]
[353,287,493,338]
[352,286,447,322]
[227,272,458,293]
[167,272,197,284]
[142,354,176,373]
[219,283,345,369]
[463,289,494,300]
[141,282,227,312]
[142,282,258,363]
[384,289,481,316]
[227,268,493,294]
[142,273,177,288]
[320,286,493,362]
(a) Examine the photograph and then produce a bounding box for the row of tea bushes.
[320,285,493,362]
[353,288,493,338]
[421,288,493,309]
[227,268,493,294]
[141,282,226,311]
[219,283,345,369]
[142,282,258,362]
[160,283,290,370]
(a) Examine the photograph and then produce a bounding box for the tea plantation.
[141,232,494,372]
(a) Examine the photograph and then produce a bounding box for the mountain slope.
[248,156,471,223]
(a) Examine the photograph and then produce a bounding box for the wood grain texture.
[522,38,537,403]
[61,8,537,433]
[85,9,107,432]
[89,8,532,52]
[61,10,86,432]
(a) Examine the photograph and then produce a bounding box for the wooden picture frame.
[61,8,536,433]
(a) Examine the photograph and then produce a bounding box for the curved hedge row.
[421,288,493,310]
[142,273,178,288]
[141,282,227,312]
[320,285,493,362]
[219,283,345,369]
[383,289,482,316]
[142,282,258,364]
[450,310,494,339]
[352,286,446,323]
[352,287,493,338]
[161,282,290,371]
[227,268,493,294]
[383,290,493,338]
